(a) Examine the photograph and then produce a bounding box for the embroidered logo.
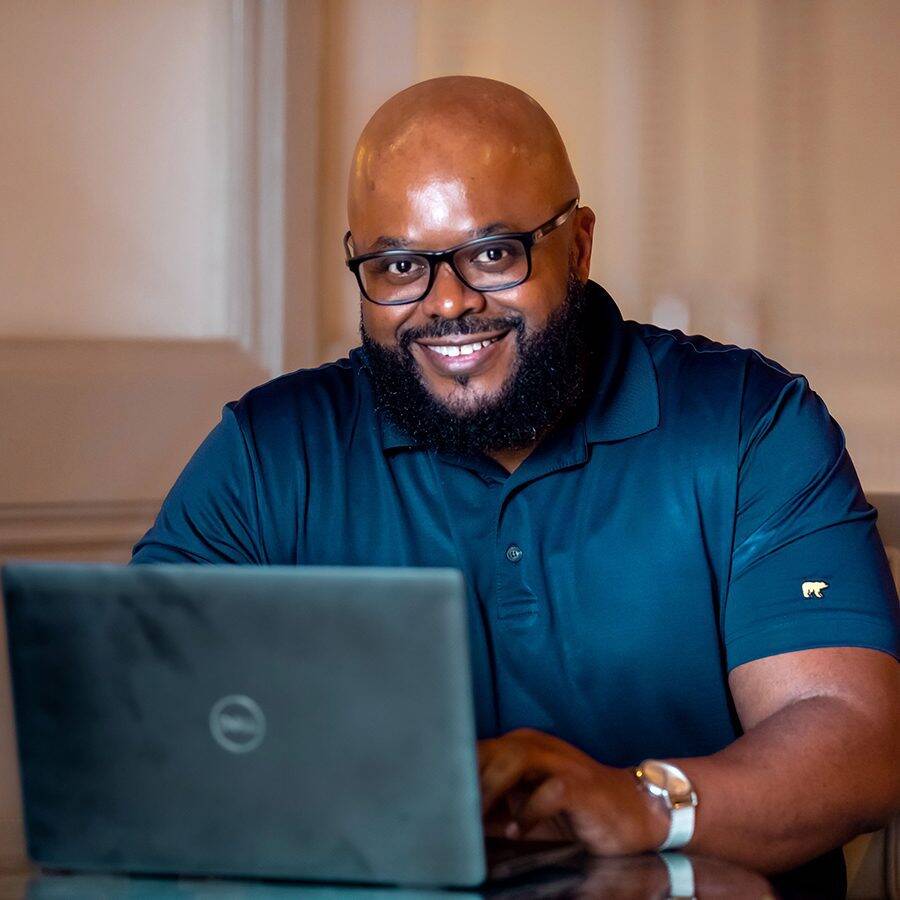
[801,581,829,599]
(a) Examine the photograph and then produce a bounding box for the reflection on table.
[0,852,778,899]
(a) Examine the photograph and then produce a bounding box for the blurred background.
[2,0,898,567]
[0,0,897,877]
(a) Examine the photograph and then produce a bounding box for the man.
[132,76,899,893]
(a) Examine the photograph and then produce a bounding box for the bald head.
[347,76,579,247]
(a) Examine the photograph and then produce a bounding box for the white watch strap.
[659,852,695,898]
[660,798,695,850]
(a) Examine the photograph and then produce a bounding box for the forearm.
[479,658,898,870]
[667,695,900,872]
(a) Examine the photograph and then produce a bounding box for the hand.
[478,728,670,856]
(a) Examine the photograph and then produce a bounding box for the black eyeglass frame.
[342,197,579,306]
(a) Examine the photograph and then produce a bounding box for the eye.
[388,258,416,276]
[366,255,427,281]
[475,245,509,264]
[465,239,522,272]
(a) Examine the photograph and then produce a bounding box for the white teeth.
[425,336,501,358]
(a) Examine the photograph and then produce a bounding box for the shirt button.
[505,544,524,563]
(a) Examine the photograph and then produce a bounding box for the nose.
[419,261,486,320]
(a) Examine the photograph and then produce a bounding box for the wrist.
[633,760,698,851]
[632,771,672,850]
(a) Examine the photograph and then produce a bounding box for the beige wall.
[0,0,234,340]
[0,0,283,541]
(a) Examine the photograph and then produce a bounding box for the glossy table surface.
[0,852,780,899]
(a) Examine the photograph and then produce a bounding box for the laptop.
[1,563,581,889]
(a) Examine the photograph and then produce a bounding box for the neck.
[487,443,537,474]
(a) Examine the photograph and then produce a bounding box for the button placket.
[495,496,539,627]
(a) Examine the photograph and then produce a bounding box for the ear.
[570,206,596,282]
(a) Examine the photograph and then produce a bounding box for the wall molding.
[228,0,287,378]
[0,335,267,375]
[0,499,161,563]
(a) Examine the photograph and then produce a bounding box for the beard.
[359,271,600,456]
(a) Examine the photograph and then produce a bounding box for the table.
[0,852,780,899]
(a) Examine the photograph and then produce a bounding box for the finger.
[479,730,565,775]
[476,739,499,775]
[483,791,520,838]
[480,751,530,817]
[508,775,569,838]
[482,749,566,816]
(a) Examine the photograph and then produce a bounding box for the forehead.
[348,127,560,249]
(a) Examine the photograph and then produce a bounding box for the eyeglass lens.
[358,237,529,303]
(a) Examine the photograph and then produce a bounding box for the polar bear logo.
[802,581,829,599]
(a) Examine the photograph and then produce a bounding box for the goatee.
[360,272,601,457]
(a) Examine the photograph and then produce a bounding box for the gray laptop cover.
[1,563,486,887]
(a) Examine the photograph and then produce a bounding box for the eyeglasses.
[343,198,579,306]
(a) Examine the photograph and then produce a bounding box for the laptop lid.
[1,562,486,887]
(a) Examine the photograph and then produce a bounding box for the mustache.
[399,315,524,351]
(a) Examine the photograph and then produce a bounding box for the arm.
[130,402,265,565]
[671,645,899,871]
[479,647,899,872]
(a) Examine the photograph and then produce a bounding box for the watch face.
[665,767,691,796]
[641,760,691,797]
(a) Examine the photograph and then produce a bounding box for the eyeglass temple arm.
[532,198,579,243]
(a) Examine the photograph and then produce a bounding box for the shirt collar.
[367,280,659,452]
[378,408,419,451]
[582,281,660,444]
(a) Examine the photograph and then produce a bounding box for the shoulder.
[635,321,795,389]
[628,322,846,501]
[226,348,371,440]
[630,321,816,438]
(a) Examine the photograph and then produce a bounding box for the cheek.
[361,304,412,344]
[502,280,563,333]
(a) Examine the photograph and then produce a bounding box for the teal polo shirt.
[131,281,898,766]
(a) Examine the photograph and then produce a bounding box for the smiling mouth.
[411,329,513,379]
[421,333,507,358]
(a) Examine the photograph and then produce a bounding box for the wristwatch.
[633,759,698,850]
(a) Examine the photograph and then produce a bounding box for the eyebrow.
[365,221,514,254]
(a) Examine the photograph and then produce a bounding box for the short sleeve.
[723,372,899,670]
[130,402,265,565]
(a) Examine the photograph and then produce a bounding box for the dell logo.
[209,694,266,754]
